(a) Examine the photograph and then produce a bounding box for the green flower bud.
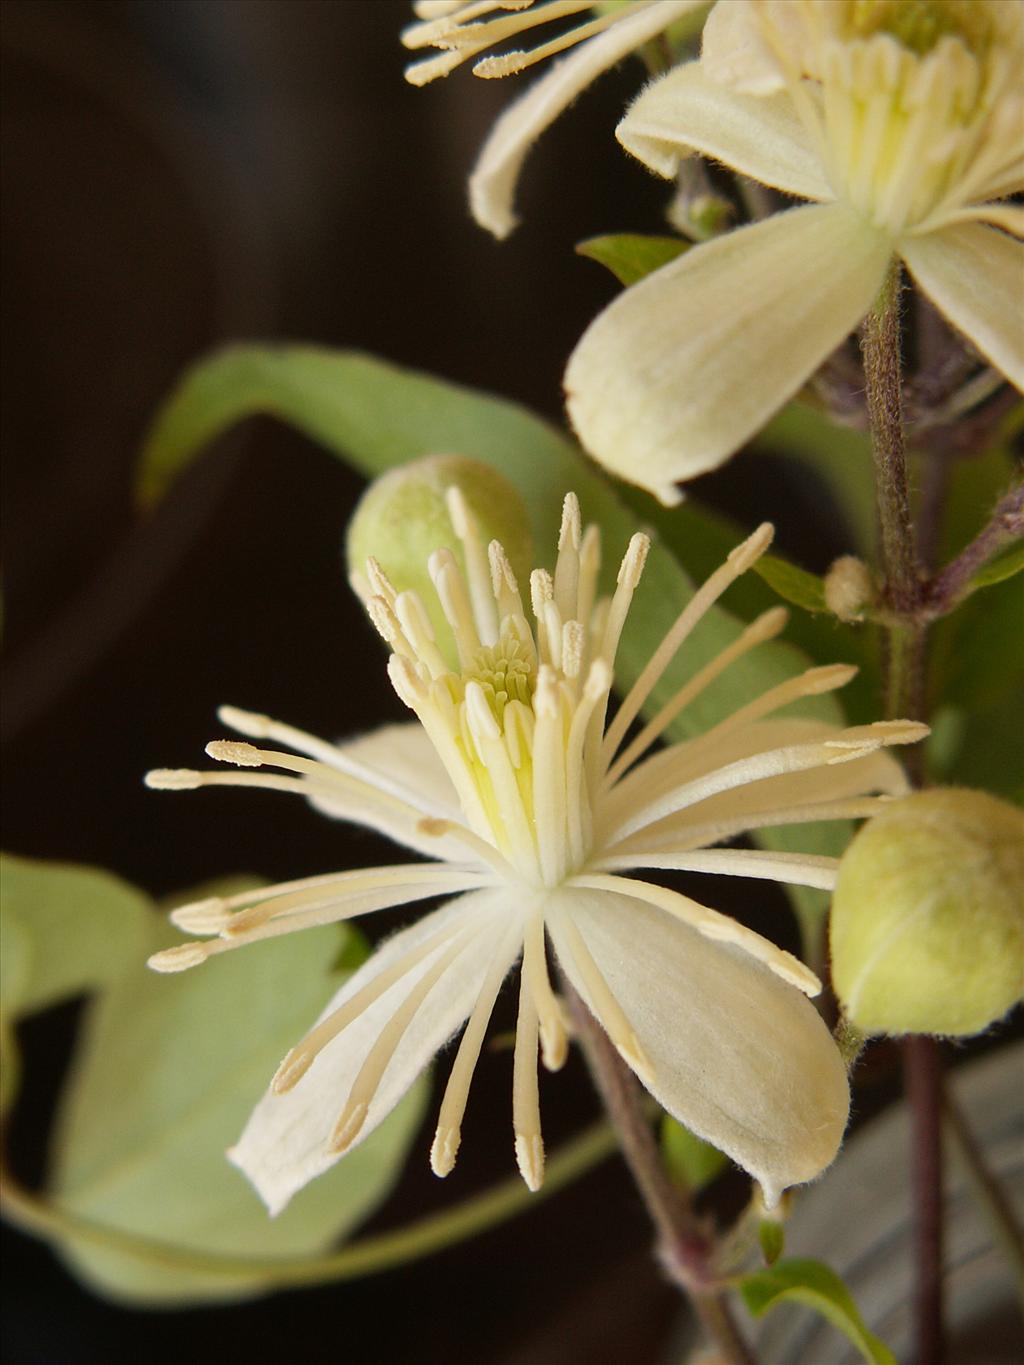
[346,456,533,664]
[831,788,1024,1036]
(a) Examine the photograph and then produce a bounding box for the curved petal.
[310,722,467,860]
[565,203,892,502]
[700,0,795,95]
[618,62,832,202]
[548,887,849,1203]
[469,0,703,239]
[230,891,519,1213]
[900,224,1024,391]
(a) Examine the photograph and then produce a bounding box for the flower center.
[464,621,536,723]
[845,0,992,56]
[754,0,1023,236]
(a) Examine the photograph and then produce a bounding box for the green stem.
[564,983,757,1365]
[861,259,943,1363]
[942,1092,1024,1308]
[0,1119,617,1285]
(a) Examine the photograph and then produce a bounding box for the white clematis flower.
[402,0,709,237]
[566,0,1024,504]
[147,491,926,1214]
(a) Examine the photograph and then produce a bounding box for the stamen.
[532,666,568,886]
[366,595,413,655]
[592,847,840,891]
[417,816,519,880]
[512,967,544,1190]
[565,660,610,868]
[619,797,898,857]
[553,907,653,1086]
[429,548,482,668]
[703,663,860,747]
[274,917,469,1095]
[328,927,476,1152]
[603,524,774,766]
[522,909,568,1070]
[604,606,789,785]
[561,619,584,680]
[447,486,499,646]
[571,874,820,996]
[575,523,601,651]
[474,4,639,78]
[604,722,927,847]
[598,533,649,669]
[394,591,449,677]
[553,492,582,622]
[432,917,524,1177]
[365,556,398,605]
[489,540,528,627]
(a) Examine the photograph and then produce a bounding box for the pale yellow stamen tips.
[147,943,209,973]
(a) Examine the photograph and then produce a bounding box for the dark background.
[1,3,850,1361]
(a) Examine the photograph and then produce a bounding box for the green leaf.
[966,536,1024,592]
[575,233,689,287]
[0,854,151,1017]
[661,1116,728,1194]
[51,900,427,1306]
[758,1218,785,1266]
[136,346,845,742]
[753,554,828,614]
[739,1257,897,1365]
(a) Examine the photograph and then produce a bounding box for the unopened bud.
[346,455,533,657]
[831,789,1024,1036]
[824,555,874,622]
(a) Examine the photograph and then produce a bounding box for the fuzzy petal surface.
[230,891,518,1213]
[469,0,702,239]
[548,887,849,1204]
[900,224,1024,391]
[618,62,833,203]
[565,202,892,501]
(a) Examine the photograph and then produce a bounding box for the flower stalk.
[861,260,945,1364]
[565,981,757,1365]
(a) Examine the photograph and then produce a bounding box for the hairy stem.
[565,982,757,1365]
[925,481,1024,614]
[861,260,944,1364]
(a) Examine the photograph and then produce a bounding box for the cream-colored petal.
[230,891,520,1214]
[565,203,892,501]
[618,62,832,202]
[699,0,792,95]
[548,887,849,1204]
[469,0,702,238]
[900,224,1024,391]
[310,722,466,859]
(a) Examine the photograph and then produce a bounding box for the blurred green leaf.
[739,1257,896,1365]
[575,233,688,287]
[753,554,828,614]
[661,1116,728,1194]
[136,346,844,740]
[52,894,426,1306]
[0,854,151,1017]
[758,1218,785,1266]
[965,537,1024,592]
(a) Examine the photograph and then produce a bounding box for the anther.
[206,740,263,767]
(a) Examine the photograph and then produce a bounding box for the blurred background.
[0,2,921,1361]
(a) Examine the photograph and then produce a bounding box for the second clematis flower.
[566,0,1024,504]
[147,476,926,1214]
